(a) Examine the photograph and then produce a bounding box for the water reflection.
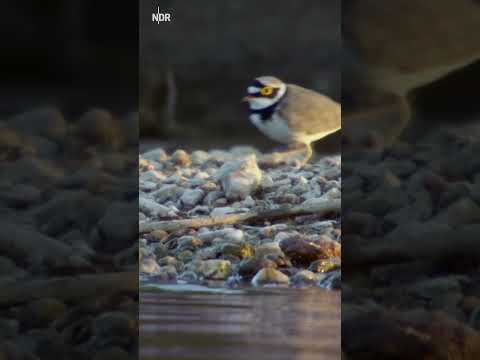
[140,287,340,360]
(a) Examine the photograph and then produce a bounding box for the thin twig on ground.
[139,198,340,234]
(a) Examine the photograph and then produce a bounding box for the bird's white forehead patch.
[248,86,260,94]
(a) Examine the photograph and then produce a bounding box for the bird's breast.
[249,113,292,144]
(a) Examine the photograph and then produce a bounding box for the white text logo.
[152,7,172,23]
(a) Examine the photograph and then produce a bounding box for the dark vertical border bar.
[0,2,139,359]
[342,0,480,358]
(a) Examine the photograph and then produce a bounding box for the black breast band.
[249,88,287,121]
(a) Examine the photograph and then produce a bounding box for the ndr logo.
[152,7,172,23]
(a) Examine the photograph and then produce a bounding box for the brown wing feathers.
[278,84,341,136]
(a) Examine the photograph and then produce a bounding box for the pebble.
[309,257,341,273]
[140,257,161,274]
[255,242,284,258]
[172,149,191,166]
[196,260,232,280]
[180,188,205,208]
[8,106,67,142]
[238,257,277,279]
[191,150,210,165]
[252,268,290,287]
[139,197,175,218]
[280,236,335,267]
[142,148,168,162]
[291,270,317,287]
[76,108,124,148]
[198,228,245,244]
[218,155,262,200]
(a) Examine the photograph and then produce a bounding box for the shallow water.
[140,284,340,360]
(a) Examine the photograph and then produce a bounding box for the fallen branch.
[139,197,340,234]
[0,272,137,307]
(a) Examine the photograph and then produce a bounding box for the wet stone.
[252,268,290,287]
[196,260,232,280]
[238,257,277,280]
[309,257,341,273]
[291,270,317,287]
[280,235,340,267]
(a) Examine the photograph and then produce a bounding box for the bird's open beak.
[242,95,253,102]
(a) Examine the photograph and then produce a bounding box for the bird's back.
[278,84,341,138]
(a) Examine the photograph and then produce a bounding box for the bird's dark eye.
[260,86,274,96]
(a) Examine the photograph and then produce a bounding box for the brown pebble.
[280,235,340,267]
[76,108,124,148]
[309,257,341,273]
[238,257,277,279]
[149,229,168,242]
[172,149,191,166]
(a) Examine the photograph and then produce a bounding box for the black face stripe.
[252,80,265,88]
[250,103,277,120]
[250,80,282,98]
[249,87,288,121]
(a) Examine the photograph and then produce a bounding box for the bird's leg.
[294,143,313,168]
[262,143,312,167]
[301,144,313,167]
[281,143,306,157]
[286,143,305,152]
[304,143,313,163]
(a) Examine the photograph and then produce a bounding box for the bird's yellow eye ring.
[260,86,274,96]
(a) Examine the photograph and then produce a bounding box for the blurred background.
[139,0,340,152]
[0,2,139,358]
[1,1,138,117]
[342,0,480,146]
[342,1,480,358]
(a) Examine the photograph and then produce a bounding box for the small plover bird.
[243,76,341,165]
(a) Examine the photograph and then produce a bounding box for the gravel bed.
[0,107,138,359]
[342,125,480,358]
[139,146,341,289]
